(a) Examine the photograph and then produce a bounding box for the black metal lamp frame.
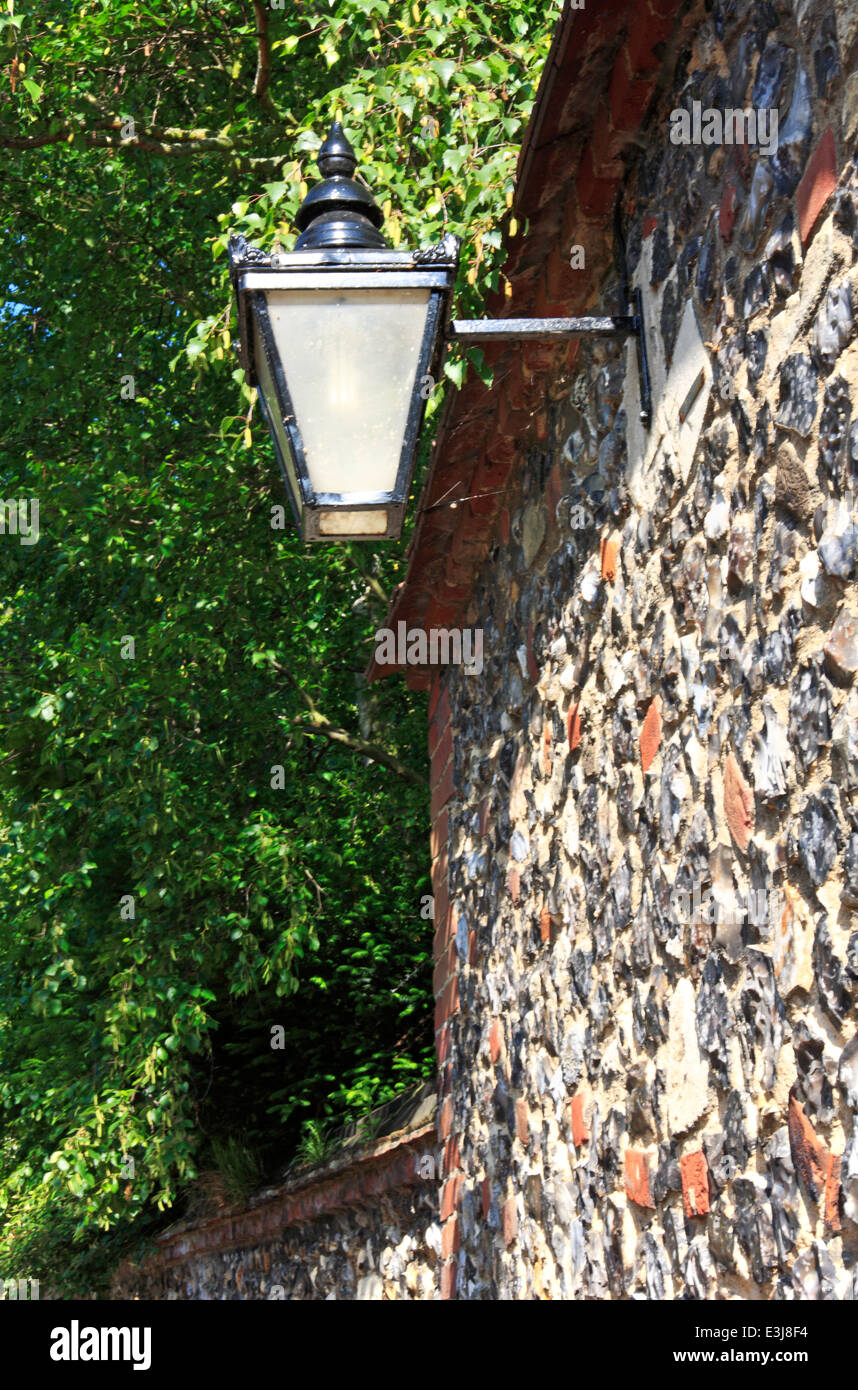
[228,122,652,542]
[231,243,458,541]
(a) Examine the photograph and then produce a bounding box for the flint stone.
[824,607,858,677]
[788,658,832,774]
[813,280,854,370]
[776,353,818,437]
[773,886,815,996]
[666,977,711,1134]
[774,439,812,518]
[818,500,858,579]
[814,912,851,1025]
[753,699,791,802]
[797,785,840,886]
[771,63,814,197]
[791,1241,838,1300]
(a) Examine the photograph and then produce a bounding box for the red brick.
[541,723,553,777]
[788,1091,830,1201]
[443,1135,459,1176]
[515,1099,529,1145]
[430,723,453,781]
[564,338,582,375]
[508,866,521,904]
[524,139,576,211]
[575,144,620,219]
[797,127,837,245]
[433,899,453,955]
[489,1019,502,1064]
[723,752,754,853]
[824,1152,842,1231]
[450,520,490,570]
[609,50,656,133]
[500,509,511,545]
[430,807,449,862]
[570,1093,590,1148]
[624,1149,655,1209]
[440,974,459,1020]
[429,681,450,731]
[468,456,506,502]
[627,9,675,70]
[522,339,565,376]
[441,1213,460,1259]
[468,929,477,966]
[432,843,448,893]
[467,489,501,523]
[545,251,586,308]
[433,941,453,995]
[546,460,565,524]
[640,696,662,772]
[494,404,529,450]
[430,760,454,820]
[427,671,444,723]
[540,905,551,943]
[438,1096,454,1141]
[680,1151,710,1218]
[567,701,582,752]
[601,534,619,582]
[440,1261,457,1300]
[440,1174,463,1220]
[590,105,626,176]
[720,176,739,242]
[445,416,486,463]
[436,1023,452,1066]
[507,365,542,415]
[477,797,490,837]
[502,1196,518,1247]
[423,598,461,631]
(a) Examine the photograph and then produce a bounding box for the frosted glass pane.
[318,508,388,535]
[266,289,431,496]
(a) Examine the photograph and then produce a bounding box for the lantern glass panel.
[265,287,431,497]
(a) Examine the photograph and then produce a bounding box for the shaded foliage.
[0,0,559,1293]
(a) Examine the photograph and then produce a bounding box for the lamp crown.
[294,121,387,251]
[317,121,357,178]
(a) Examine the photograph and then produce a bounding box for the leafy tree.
[0,0,560,1294]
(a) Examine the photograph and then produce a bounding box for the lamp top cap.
[318,121,357,178]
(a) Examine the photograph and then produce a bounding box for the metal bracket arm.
[449,300,652,427]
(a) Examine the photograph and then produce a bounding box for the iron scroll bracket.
[449,301,652,428]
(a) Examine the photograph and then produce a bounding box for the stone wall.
[112,1091,440,1300]
[430,0,858,1299]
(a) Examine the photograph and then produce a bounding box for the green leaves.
[429,58,456,88]
[0,0,559,1296]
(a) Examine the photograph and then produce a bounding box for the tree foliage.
[0,0,560,1293]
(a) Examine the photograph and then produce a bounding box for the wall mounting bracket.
[448,291,652,427]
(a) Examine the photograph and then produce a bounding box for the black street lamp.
[229,122,651,544]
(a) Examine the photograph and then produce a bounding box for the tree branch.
[251,0,278,116]
[0,117,290,166]
[344,545,390,609]
[286,716,425,788]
